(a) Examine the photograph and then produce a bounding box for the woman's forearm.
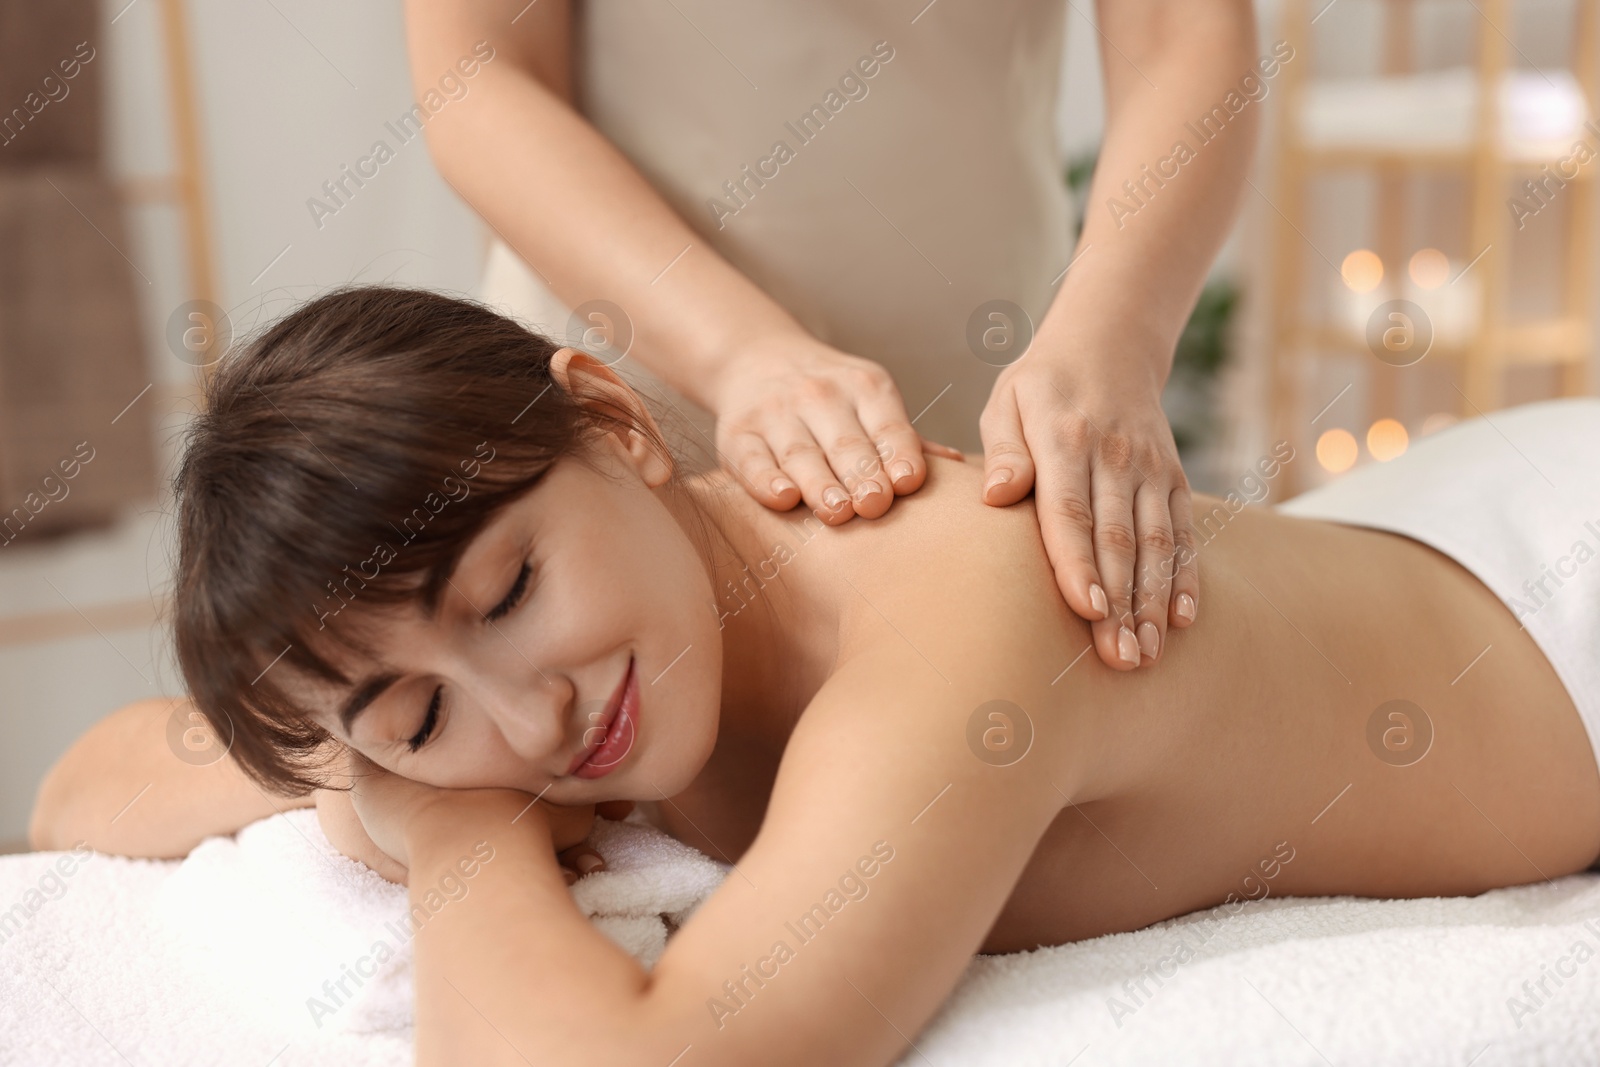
[1039,0,1259,381]
[404,650,1071,1067]
[29,697,310,857]
[404,0,813,413]
[407,798,669,1067]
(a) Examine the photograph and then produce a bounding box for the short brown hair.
[172,286,673,794]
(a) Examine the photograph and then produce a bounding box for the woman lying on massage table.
[33,288,1600,1067]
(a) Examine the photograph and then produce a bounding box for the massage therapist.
[402,0,1260,671]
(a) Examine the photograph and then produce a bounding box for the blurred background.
[0,0,1594,847]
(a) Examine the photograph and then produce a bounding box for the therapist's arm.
[979,0,1260,673]
[403,0,960,526]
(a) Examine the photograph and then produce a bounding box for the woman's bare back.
[652,454,1600,952]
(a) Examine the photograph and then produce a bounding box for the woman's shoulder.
[846,453,1048,569]
[824,453,1090,683]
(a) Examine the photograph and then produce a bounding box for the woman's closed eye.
[408,686,443,752]
[403,558,531,753]
[485,559,533,622]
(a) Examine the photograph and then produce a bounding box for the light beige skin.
[404,0,1263,673]
[33,352,1600,1066]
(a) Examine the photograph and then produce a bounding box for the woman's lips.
[569,655,639,779]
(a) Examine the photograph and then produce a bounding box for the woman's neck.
[666,468,846,753]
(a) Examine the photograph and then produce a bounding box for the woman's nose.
[479,675,568,762]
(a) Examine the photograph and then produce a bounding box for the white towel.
[0,809,725,1065]
[4,809,1600,1065]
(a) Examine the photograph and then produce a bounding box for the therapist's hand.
[712,335,965,526]
[979,350,1197,672]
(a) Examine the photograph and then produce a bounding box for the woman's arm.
[403,0,958,523]
[381,642,1078,1067]
[28,696,311,856]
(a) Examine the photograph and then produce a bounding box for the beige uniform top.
[480,0,1073,454]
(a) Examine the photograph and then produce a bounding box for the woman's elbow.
[28,755,71,851]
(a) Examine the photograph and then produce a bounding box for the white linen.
[4,808,1599,1065]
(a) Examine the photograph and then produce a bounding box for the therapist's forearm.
[404,1,812,414]
[1039,1,1259,392]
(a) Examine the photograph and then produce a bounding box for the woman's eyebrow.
[339,670,402,734]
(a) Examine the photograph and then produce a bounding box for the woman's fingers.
[557,843,607,884]
[595,799,636,821]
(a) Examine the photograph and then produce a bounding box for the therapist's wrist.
[1025,326,1170,402]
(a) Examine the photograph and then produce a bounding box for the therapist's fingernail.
[1117,626,1140,665]
[561,867,579,886]
[1176,593,1196,622]
[1137,621,1159,659]
[890,460,914,484]
[771,476,796,496]
[575,852,605,875]
[1089,583,1108,618]
[823,486,849,510]
[984,469,1012,495]
[853,479,883,501]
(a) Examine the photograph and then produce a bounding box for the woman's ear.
[549,347,674,488]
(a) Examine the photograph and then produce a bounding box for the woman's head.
[173,287,726,801]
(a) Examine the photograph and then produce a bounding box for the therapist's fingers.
[977,386,1037,507]
[1089,449,1142,672]
[1130,481,1177,664]
[1024,425,1110,630]
[921,438,968,461]
[720,426,803,511]
[762,415,858,524]
[1167,483,1200,629]
[796,393,896,520]
[854,394,928,501]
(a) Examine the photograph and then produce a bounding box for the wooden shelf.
[1298,145,1600,177]
[1296,318,1591,364]
[1265,0,1597,495]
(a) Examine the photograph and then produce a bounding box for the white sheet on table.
[3,809,1598,1066]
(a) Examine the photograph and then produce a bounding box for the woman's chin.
[626,737,714,803]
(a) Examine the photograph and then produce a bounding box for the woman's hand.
[711,334,965,526]
[979,350,1197,672]
[316,756,625,885]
